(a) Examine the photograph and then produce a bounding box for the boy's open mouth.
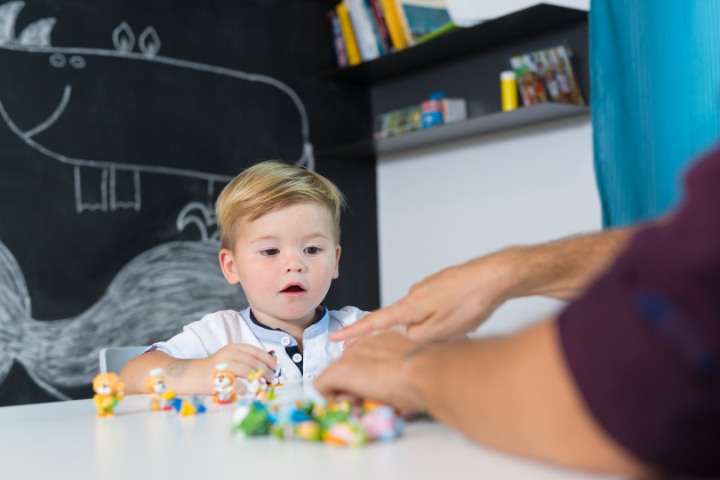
[281,285,305,293]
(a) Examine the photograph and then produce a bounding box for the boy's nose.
[285,259,305,273]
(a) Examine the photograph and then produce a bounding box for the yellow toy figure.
[93,373,125,417]
[145,367,176,411]
[211,363,237,404]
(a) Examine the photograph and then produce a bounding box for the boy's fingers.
[233,344,277,369]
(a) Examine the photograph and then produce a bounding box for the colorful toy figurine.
[268,350,283,386]
[211,363,237,404]
[246,367,275,402]
[360,401,405,442]
[145,367,176,411]
[92,372,125,417]
[233,400,275,436]
[172,395,207,416]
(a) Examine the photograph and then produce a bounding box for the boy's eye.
[304,246,322,255]
[261,248,279,256]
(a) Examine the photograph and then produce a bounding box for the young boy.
[121,160,366,395]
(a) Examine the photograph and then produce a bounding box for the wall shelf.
[315,3,589,159]
[316,3,588,85]
[317,103,589,158]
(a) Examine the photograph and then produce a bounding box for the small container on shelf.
[421,91,467,129]
[500,70,519,112]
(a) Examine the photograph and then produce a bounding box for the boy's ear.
[332,245,341,280]
[219,248,240,284]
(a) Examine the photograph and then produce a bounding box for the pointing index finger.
[330,304,404,342]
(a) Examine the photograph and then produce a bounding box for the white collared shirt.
[149,306,366,397]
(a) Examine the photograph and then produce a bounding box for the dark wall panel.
[0,0,377,405]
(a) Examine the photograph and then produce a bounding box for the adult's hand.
[314,330,428,414]
[332,227,640,343]
[331,254,511,343]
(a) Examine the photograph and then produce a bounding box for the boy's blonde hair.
[215,160,347,249]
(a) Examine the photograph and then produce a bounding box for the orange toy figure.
[93,373,125,417]
[211,363,238,404]
[145,368,176,411]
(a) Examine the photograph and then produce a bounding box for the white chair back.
[98,346,148,373]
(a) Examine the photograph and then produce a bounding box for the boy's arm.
[120,344,277,395]
[120,350,212,395]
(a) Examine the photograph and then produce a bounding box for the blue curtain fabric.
[590,0,720,227]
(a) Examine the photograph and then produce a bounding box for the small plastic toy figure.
[172,395,207,416]
[246,368,271,401]
[360,401,405,442]
[232,400,275,436]
[145,367,176,411]
[268,350,283,386]
[212,363,237,404]
[92,372,125,417]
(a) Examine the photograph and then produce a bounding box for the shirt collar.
[243,306,329,345]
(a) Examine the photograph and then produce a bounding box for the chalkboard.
[0,0,378,405]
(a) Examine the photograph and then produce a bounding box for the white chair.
[98,346,148,374]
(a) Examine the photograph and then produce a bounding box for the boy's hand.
[203,343,277,384]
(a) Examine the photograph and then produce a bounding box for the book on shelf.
[367,0,392,54]
[335,2,362,66]
[509,45,585,107]
[393,0,454,46]
[374,105,423,139]
[345,0,383,61]
[375,94,466,139]
[378,0,408,51]
[328,10,348,67]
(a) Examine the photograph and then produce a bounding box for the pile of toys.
[92,359,404,447]
[233,398,404,446]
[231,361,404,446]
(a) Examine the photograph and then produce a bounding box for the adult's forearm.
[494,226,640,302]
[405,321,650,476]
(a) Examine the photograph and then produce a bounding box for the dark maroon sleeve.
[558,144,720,477]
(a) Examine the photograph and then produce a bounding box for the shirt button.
[306,373,314,380]
[281,336,291,346]
[292,353,302,363]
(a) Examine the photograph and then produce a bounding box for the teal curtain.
[590,0,720,227]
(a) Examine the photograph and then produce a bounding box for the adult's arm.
[322,145,720,477]
[316,324,652,476]
[332,226,641,342]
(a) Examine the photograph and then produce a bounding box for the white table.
[0,395,620,480]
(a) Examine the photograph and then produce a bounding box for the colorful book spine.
[392,0,415,47]
[345,0,381,61]
[328,10,348,67]
[367,0,392,54]
[378,0,408,51]
[336,2,362,66]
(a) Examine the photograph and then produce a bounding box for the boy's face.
[219,202,341,330]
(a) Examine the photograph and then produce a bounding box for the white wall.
[446,0,589,26]
[376,116,601,336]
[375,0,599,336]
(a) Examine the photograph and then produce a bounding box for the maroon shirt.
[558,143,720,477]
